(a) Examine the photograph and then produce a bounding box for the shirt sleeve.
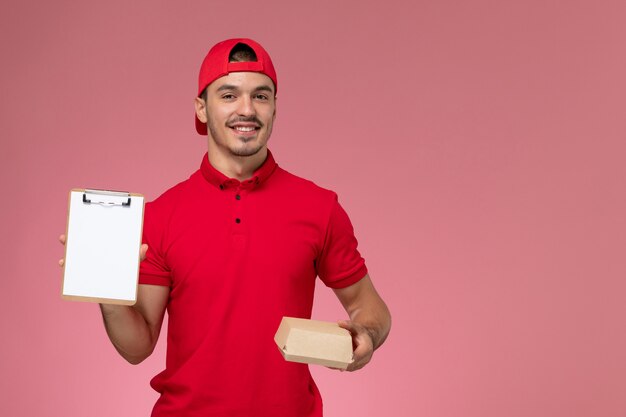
[139,202,172,286]
[316,195,368,289]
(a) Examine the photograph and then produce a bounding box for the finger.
[347,361,365,372]
[59,259,64,267]
[353,336,372,362]
[346,356,362,372]
[347,349,372,372]
[337,319,352,329]
[337,320,357,335]
[140,244,149,261]
[338,320,361,351]
[344,327,374,372]
[59,234,66,245]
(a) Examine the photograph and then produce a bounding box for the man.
[60,38,391,417]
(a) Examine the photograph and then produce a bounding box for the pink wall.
[2,0,625,416]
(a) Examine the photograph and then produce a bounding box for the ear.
[194,97,207,123]
[273,95,277,119]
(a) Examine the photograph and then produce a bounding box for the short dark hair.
[200,43,258,101]
[229,42,257,62]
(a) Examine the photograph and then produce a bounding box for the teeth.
[234,126,255,132]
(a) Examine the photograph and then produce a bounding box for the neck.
[206,142,268,181]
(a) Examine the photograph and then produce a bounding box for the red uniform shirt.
[140,151,367,417]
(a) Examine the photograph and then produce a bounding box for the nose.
[236,96,255,117]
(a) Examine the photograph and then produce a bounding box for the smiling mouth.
[232,126,257,132]
[229,123,261,139]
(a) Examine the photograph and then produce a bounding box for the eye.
[221,93,236,100]
[254,94,269,101]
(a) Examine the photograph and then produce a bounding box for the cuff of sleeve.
[139,273,172,287]
[324,264,368,289]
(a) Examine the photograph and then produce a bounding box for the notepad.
[62,189,145,305]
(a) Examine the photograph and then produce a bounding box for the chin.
[229,144,264,157]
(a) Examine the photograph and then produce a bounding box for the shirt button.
[235,218,241,224]
[235,194,241,200]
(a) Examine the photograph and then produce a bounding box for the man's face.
[196,71,276,158]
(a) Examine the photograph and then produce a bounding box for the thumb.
[337,320,355,333]
[140,244,149,261]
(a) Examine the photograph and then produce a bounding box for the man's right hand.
[58,234,148,267]
[58,234,166,365]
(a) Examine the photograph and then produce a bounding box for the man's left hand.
[338,320,374,372]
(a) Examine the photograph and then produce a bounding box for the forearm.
[99,304,156,364]
[334,275,392,351]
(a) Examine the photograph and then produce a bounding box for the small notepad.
[62,189,145,305]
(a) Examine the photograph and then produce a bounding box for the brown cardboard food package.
[274,317,354,370]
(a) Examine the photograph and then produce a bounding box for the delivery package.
[274,317,353,370]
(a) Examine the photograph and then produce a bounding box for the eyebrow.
[253,85,274,94]
[216,84,274,94]
[216,84,238,92]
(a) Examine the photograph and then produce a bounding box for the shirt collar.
[200,150,278,191]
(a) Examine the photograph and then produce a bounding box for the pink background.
[2,1,625,416]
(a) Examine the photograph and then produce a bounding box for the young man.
[61,38,391,417]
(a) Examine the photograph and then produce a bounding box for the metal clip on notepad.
[82,189,131,207]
